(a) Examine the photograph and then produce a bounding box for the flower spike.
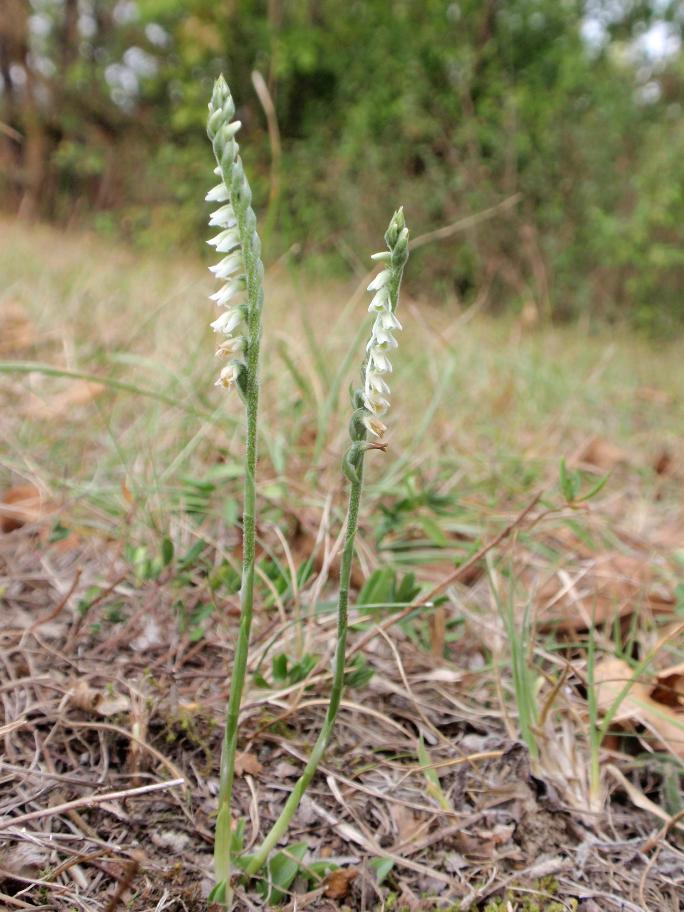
[361,209,409,433]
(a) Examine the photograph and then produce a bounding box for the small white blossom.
[215,336,245,357]
[210,308,242,335]
[206,183,230,202]
[363,415,387,437]
[368,348,393,373]
[366,370,390,395]
[210,279,244,307]
[215,362,242,389]
[365,391,390,415]
[209,252,243,279]
[368,287,390,313]
[209,205,237,228]
[208,230,242,253]
[367,328,398,352]
[367,270,392,292]
[378,310,402,331]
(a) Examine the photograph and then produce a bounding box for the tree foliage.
[1,0,683,329]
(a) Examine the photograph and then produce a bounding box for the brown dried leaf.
[594,657,684,759]
[636,386,673,406]
[234,751,263,777]
[453,830,500,861]
[651,661,684,710]
[322,867,358,900]
[27,379,105,419]
[535,551,674,632]
[571,436,629,471]
[68,680,131,717]
[0,300,36,354]
[652,448,675,476]
[0,484,55,532]
[390,804,424,844]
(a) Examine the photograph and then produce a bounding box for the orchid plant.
[205,74,264,907]
[204,76,409,908]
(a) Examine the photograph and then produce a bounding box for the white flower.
[215,336,245,357]
[210,308,242,335]
[363,415,387,437]
[364,391,390,415]
[368,328,398,352]
[209,205,237,229]
[206,183,229,202]
[207,230,242,253]
[208,250,242,278]
[368,287,390,313]
[378,310,402,331]
[214,362,242,390]
[209,253,243,279]
[370,251,391,262]
[365,370,390,395]
[210,279,244,307]
[367,269,392,292]
[369,348,393,373]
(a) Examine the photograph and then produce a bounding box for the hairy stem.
[243,453,364,876]
[213,165,262,906]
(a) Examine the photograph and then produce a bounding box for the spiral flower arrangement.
[204,77,410,910]
[362,207,410,438]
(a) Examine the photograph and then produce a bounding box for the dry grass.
[1,217,684,911]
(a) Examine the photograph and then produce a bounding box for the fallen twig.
[0,778,184,831]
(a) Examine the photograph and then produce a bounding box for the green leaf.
[272,653,288,682]
[161,536,174,566]
[209,560,241,593]
[177,539,208,571]
[231,817,246,854]
[344,654,374,689]
[77,585,101,617]
[207,880,226,904]
[395,571,421,605]
[357,567,396,612]
[576,472,610,503]
[214,805,231,883]
[369,856,394,884]
[417,735,451,811]
[48,521,70,543]
[189,626,204,642]
[287,653,317,684]
[419,516,449,547]
[559,458,579,502]
[259,841,308,904]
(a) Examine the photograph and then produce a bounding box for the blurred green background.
[2,0,683,330]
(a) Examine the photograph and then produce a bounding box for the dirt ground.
[2,508,683,912]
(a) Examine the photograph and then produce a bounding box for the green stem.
[243,452,365,877]
[213,169,262,907]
